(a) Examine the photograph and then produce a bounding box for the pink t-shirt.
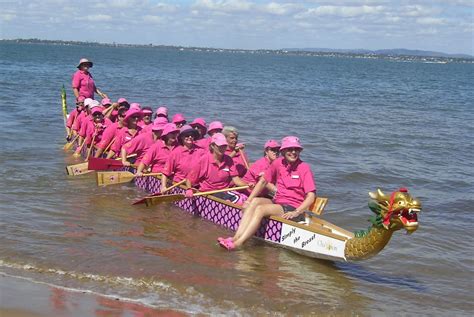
[122,131,155,163]
[72,70,96,99]
[195,137,211,150]
[66,108,81,129]
[72,111,89,132]
[96,122,122,150]
[82,118,112,146]
[138,122,153,134]
[264,157,316,208]
[188,152,238,191]
[141,140,176,173]
[225,148,248,177]
[110,126,142,154]
[162,145,204,182]
[242,156,271,184]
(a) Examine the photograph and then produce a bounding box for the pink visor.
[117,98,128,104]
[211,133,228,146]
[101,98,111,106]
[91,106,105,115]
[161,123,179,137]
[142,108,153,115]
[156,106,168,116]
[264,139,280,149]
[123,108,143,122]
[172,113,186,124]
[208,121,223,133]
[280,136,303,151]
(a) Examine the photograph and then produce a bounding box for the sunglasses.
[284,147,301,153]
[268,147,280,153]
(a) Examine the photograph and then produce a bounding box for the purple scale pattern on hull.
[133,176,282,243]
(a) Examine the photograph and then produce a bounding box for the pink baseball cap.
[101,98,111,106]
[117,98,128,104]
[76,96,85,103]
[156,106,168,117]
[77,58,93,68]
[129,103,141,110]
[280,136,303,151]
[211,133,228,146]
[91,106,105,115]
[190,118,207,128]
[264,139,280,149]
[141,107,153,115]
[161,123,180,137]
[172,113,186,124]
[208,121,223,133]
[151,117,168,131]
[123,108,143,123]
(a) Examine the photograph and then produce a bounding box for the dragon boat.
[64,98,422,263]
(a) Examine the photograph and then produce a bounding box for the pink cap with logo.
[161,123,180,137]
[101,98,111,106]
[156,106,168,116]
[264,139,280,149]
[211,133,228,146]
[208,121,223,133]
[172,113,186,124]
[280,136,303,151]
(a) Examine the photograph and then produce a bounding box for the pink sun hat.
[190,118,207,128]
[91,106,105,115]
[172,113,186,124]
[129,103,141,110]
[151,117,168,131]
[161,123,180,137]
[208,121,223,134]
[156,106,168,117]
[117,98,128,104]
[264,139,280,149]
[211,133,228,146]
[76,58,93,68]
[123,108,143,123]
[101,98,112,106]
[280,136,303,151]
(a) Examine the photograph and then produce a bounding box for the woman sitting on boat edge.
[185,133,253,204]
[160,125,203,192]
[218,136,316,250]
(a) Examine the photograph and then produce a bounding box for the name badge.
[222,168,230,172]
[291,174,300,179]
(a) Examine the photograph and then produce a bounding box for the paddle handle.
[85,134,96,161]
[104,137,116,154]
[162,179,186,194]
[239,149,250,170]
[141,173,162,177]
[193,185,249,197]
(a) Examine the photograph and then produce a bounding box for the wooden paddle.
[97,171,162,186]
[144,185,249,207]
[85,133,96,161]
[63,134,79,151]
[132,179,187,205]
[239,149,250,170]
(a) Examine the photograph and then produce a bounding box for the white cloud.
[0,13,16,22]
[260,2,298,15]
[193,0,253,13]
[298,5,385,18]
[416,17,446,25]
[83,14,113,22]
[143,15,164,24]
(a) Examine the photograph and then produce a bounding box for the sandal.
[219,239,236,251]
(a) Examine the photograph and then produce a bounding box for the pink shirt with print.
[264,157,316,208]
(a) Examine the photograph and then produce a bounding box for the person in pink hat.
[138,106,154,132]
[160,125,204,192]
[190,118,207,140]
[136,123,179,175]
[75,105,112,157]
[106,108,143,159]
[71,98,95,141]
[195,120,223,149]
[72,58,108,101]
[155,106,169,121]
[66,96,85,139]
[241,139,281,196]
[107,98,130,122]
[186,133,252,203]
[120,117,167,167]
[93,107,128,158]
[172,113,186,128]
[222,126,249,178]
[218,136,316,251]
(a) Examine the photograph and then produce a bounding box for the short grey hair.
[222,126,239,137]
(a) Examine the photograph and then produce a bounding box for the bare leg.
[233,198,272,241]
[233,204,284,248]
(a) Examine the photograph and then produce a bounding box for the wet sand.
[0,274,187,317]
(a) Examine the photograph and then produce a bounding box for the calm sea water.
[0,42,473,315]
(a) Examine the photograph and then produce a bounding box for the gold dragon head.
[368,188,421,234]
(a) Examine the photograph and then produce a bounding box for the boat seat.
[300,197,328,226]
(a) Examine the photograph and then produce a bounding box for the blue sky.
[1,0,473,54]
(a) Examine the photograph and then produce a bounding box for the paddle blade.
[97,171,135,186]
[132,192,161,205]
[66,162,92,176]
[88,157,124,171]
[144,194,185,207]
[63,141,75,151]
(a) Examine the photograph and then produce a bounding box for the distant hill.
[283,48,473,59]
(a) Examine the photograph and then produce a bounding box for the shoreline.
[0,273,187,317]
